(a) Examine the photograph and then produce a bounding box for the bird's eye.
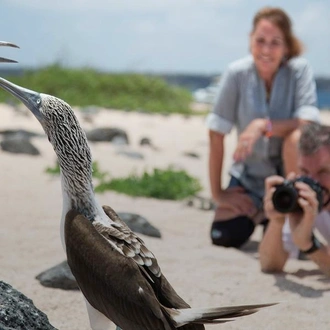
[37,99,41,104]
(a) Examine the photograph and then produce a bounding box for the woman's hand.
[233,118,267,162]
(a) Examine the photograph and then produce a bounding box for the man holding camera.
[259,122,330,276]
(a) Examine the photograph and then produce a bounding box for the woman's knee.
[210,216,255,248]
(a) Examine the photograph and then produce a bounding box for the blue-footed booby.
[0,78,275,330]
[0,41,19,63]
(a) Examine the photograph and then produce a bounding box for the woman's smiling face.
[250,18,288,81]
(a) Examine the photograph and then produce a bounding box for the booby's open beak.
[0,41,20,63]
[0,78,42,119]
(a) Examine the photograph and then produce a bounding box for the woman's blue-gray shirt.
[206,55,320,198]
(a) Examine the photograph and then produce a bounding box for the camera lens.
[272,184,300,213]
[272,176,325,214]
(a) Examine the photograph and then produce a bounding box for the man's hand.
[264,175,286,224]
[288,181,319,251]
[259,175,290,272]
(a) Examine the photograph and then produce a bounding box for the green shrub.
[45,161,108,180]
[45,163,60,175]
[95,166,202,200]
[45,162,202,200]
[1,65,192,114]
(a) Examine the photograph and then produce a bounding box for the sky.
[1,0,329,76]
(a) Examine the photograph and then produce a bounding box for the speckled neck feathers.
[41,96,98,221]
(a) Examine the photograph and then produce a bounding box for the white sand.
[1,105,330,329]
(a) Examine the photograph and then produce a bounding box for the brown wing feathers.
[95,205,161,276]
[65,209,175,330]
[65,207,275,330]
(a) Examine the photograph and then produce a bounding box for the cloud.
[2,0,329,74]
[5,0,242,13]
[296,2,330,37]
[294,1,330,75]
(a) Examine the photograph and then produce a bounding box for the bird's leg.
[84,299,114,330]
[0,41,19,63]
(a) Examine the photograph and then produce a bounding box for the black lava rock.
[117,212,161,238]
[0,129,43,139]
[116,150,144,159]
[85,127,129,144]
[36,213,161,291]
[0,281,57,330]
[0,137,40,155]
[35,261,79,291]
[139,137,152,146]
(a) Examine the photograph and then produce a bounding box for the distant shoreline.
[1,67,329,109]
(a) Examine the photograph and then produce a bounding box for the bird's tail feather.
[167,303,276,327]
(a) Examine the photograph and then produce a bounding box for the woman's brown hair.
[252,7,303,60]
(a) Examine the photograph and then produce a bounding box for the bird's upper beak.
[0,78,42,119]
[0,41,19,63]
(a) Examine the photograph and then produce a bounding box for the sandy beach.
[1,104,330,330]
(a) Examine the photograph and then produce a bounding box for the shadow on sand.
[239,237,330,298]
[273,271,330,298]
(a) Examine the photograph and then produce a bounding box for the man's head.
[298,123,330,192]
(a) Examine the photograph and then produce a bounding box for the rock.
[36,261,76,291]
[35,260,79,290]
[117,212,161,238]
[182,151,200,159]
[186,195,216,211]
[116,150,144,159]
[80,106,100,117]
[36,213,161,291]
[0,129,43,139]
[139,137,152,146]
[0,281,57,330]
[80,106,101,124]
[0,129,42,155]
[111,136,129,146]
[86,127,129,145]
[1,137,40,155]
[139,137,160,151]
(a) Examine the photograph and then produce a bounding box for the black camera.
[272,176,324,213]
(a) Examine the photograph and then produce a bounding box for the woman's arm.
[271,118,307,137]
[209,130,256,216]
[233,117,309,163]
[208,130,225,204]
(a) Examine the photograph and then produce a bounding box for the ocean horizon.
[318,90,330,110]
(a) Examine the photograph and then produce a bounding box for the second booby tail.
[0,77,276,330]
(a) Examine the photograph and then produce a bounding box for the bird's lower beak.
[0,41,19,63]
[0,57,18,63]
[0,78,42,119]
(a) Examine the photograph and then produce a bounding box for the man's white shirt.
[283,211,330,258]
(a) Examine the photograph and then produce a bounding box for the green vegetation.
[45,163,61,175]
[45,162,202,200]
[45,161,109,180]
[1,65,192,114]
[95,167,202,200]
